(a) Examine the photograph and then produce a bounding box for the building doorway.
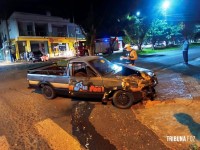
[17,41,26,60]
[30,41,48,54]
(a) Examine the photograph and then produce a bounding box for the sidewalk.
[132,99,200,150]
[132,57,200,149]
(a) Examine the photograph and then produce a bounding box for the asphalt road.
[113,46,200,71]
[139,47,200,70]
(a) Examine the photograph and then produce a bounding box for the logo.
[74,82,88,91]
[69,81,104,92]
[89,85,104,92]
[166,136,195,142]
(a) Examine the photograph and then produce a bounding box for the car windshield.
[89,58,118,76]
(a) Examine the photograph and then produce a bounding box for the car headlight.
[146,71,154,77]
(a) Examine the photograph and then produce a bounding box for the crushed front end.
[121,75,157,101]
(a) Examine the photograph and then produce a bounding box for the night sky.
[0,0,137,22]
[0,0,199,25]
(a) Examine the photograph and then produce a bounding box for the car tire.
[149,87,156,100]
[42,85,56,99]
[113,90,134,109]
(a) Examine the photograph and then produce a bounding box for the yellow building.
[0,11,85,61]
[13,36,77,59]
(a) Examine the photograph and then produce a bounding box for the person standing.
[24,51,28,61]
[120,44,138,66]
[28,51,34,63]
[182,37,189,64]
[11,48,16,62]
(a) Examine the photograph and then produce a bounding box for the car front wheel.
[42,85,56,99]
[112,90,134,109]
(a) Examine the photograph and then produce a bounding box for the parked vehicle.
[130,44,139,50]
[74,41,89,56]
[74,37,122,56]
[128,43,153,50]
[27,56,158,109]
[154,41,167,49]
[141,43,153,49]
[30,51,49,62]
[95,37,120,54]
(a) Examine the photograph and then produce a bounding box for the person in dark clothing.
[120,44,138,66]
[182,37,189,64]
[11,49,16,62]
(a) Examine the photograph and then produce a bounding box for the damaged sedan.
[27,56,158,109]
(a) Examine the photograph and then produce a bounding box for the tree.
[79,2,122,55]
[145,19,167,48]
[120,14,151,50]
[182,22,199,42]
[145,19,183,49]
[79,4,97,56]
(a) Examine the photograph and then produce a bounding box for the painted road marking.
[35,118,82,150]
[0,136,10,150]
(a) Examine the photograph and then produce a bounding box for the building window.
[35,23,48,36]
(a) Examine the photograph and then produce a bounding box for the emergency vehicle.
[95,37,122,54]
[74,41,89,56]
[74,37,123,56]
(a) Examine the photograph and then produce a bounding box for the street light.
[162,0,170,10]
[162,0,170,20]
[136,11,140,17]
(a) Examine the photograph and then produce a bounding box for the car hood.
[102,63,157,88]
[102,73,151,92]
[117,63,152,73]
[106,73,146,83]
[104,63,155,78]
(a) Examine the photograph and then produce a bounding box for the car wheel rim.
[117,93,130,106]
[44,87,52,97]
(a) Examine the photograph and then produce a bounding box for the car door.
[68,62,104,99]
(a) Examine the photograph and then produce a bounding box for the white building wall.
[0,21,8,41]
[48,23,52,35]
[5,12,86,39]
[8,19,19,39]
